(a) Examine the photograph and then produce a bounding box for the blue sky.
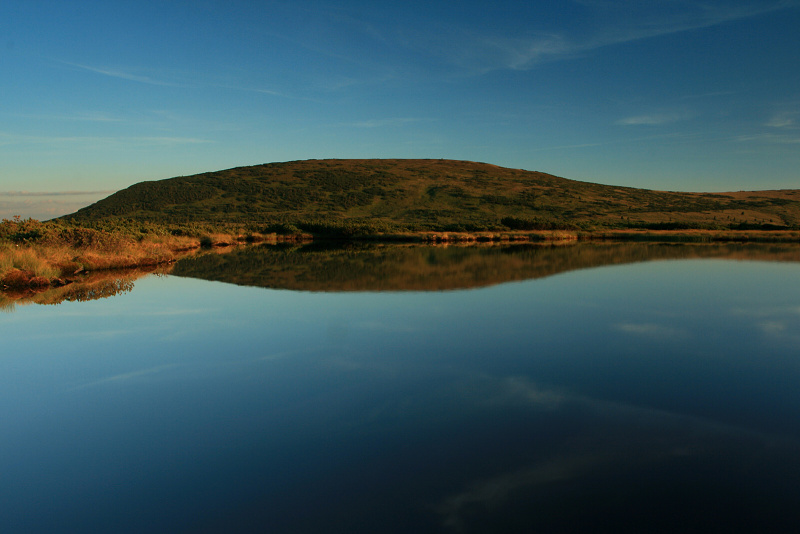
[2,0,799,219]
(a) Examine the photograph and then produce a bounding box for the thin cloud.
[211,83,322,102]
[736,133,800,144]
[61,60,182,87]
[681,90,738,100]
[616,112,692,126]
[529,142,605,151]
[583,1,799,51]
[529,131,701,153]
[0,132,212,146]
[346,117,427,128]
[766,111,798,129]
[1,190,116,197]
[16,112,123,123]
[442,1,799,74]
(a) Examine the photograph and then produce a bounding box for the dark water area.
[2,242,800,533]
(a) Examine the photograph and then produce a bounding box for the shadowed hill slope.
[63,159,800,231]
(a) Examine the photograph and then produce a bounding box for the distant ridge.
[63,159,800,231]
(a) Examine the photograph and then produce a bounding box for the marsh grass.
[0,244,61,279]
[0,218,213,289]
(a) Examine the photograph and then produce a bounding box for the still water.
[2,243,800,533]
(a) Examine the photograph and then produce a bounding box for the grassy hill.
[63,159,800,232]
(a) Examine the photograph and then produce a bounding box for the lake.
[2,242,800,533]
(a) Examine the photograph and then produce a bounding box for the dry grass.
[0,235,201,290]
[0,244,61,279]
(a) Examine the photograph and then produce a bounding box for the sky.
[2,0,799,220]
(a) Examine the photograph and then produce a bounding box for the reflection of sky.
[1,259,800,532]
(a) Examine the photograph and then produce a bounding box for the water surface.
[2,243,800,532]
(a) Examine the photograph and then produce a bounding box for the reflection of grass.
[0,266,160,311]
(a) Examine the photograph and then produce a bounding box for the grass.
[0,218,200,289]
[0,244,61,279]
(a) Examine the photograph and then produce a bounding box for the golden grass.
[0,235,202,290]
[0,245,61,279]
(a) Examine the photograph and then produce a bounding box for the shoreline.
[3,229,799,293]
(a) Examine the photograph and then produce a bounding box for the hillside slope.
[64,159,800,231]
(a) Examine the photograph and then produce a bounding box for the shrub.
[500,216,575,231]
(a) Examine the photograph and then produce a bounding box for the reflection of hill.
[169,242,800,292]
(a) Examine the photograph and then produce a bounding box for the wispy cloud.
[616,112,692,126]
[736,133,800,144]
[0,194,113,220]
[529,131,702,153]
[344,117,428,128]
[56,58,324,101]
[766,110,799,129]
[0,131,212,147]
[60,60,183,87]
[680,91,738,100]
[210,82,322,102]
[528,142,605,151]
[1,190,116,197]
[437,1,799,74]
[16,112,123,123]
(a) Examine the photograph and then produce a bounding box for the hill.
[63,159,800,232]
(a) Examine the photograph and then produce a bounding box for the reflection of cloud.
[486,376,565,409]
[67,364,178,391]
[436,372,788,531]
[730,306,800,341]
[139,308,213,317]
[438,453,608,531]
[758,320,786,334]
[353,319,419,333]
[731,305,800,318]
[615,322,685,338]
